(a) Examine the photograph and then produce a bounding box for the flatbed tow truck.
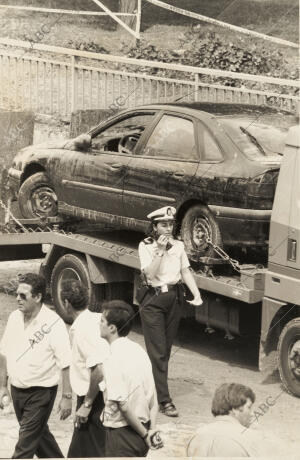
[0,126,299,396]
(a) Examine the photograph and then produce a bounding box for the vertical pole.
[22,58,25,110]
[14,58,18,109]
[70,55,76,113]
[64,65,68,117]
[0,55,3,109]
[194,73,199,102]
[43,62,46,114]
[89,70,93,109]
[135,0,142,46]
[35,61,39,112]
[58,64,61,116]
[28,60,32,112]
[50,63,53,114]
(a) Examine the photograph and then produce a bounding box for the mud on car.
[8,103,297,262]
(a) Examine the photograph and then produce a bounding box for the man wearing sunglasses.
[0,273,72,458]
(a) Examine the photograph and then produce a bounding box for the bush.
[66,40,109,54]
[120,28,298,95]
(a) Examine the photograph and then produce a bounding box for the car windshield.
[218,114,296,160]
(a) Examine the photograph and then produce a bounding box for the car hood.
[12,134,92,170]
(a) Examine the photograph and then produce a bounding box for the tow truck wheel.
[278,318,300,397]
[19,172,58,218]
[181,204,222,261]
[51,253,102,324]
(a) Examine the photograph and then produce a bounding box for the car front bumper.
[7,167,22,199]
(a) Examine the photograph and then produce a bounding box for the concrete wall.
[0,111,34,221]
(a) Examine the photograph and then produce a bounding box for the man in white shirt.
[0,273,72,458]
[99,300,162,457]
[60,279,110,458]
[187,383,260,457]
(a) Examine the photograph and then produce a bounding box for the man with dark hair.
[187,383,260,457]
[211,383,255,418]
[99,300,162,457]
[61,280,109,458]
[0,273,72,458]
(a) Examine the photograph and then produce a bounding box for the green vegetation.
[0,0,298,42]
[0,0,298,95]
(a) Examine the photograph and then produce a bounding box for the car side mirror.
[64,134,92,152]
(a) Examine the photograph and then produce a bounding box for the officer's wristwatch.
[62,393,72,399]
[83,399,93,408]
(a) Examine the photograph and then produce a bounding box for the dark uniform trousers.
[11,384,64,459]
[67,392,106,458]
[139,286,182,404]
[105,421,150,457]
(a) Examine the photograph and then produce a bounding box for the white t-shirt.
[69,310,110,396]
[0,305,71,388]
[100,337,157,428]
[138,239,190,286]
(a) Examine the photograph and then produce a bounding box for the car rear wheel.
[181,204,222,261]
[18,172,58,219]
[278,318,300,397]
[51,253,104,324]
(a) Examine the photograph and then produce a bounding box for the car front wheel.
[18,172,58,218]
[181,204,222,261]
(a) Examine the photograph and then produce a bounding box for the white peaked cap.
[147,206,176,221]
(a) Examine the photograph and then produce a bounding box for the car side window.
[91,113,154,154]
[202,128,223,161]
[142,115,198,160]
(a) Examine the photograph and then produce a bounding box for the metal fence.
[0,38,298,118]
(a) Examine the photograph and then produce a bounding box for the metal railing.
[0,38,298,118]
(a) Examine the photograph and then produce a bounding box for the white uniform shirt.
[187,415,260,457]
[0,304,71,388]
[138,239,190,286]
[69,310,110,396]
[100,337,156,428]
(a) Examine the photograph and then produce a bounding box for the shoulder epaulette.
[143,237,154,244]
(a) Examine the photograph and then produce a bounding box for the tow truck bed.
[0,221,265,304]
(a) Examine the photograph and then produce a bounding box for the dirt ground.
[0,261,300,458]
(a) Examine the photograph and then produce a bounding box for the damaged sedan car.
[8,103,296,261]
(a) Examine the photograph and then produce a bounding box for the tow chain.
[0,198,29,233]
[205,237,241,273]
[0,199,69,236]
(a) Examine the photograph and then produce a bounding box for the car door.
[192,119,227,205]
[123,112,200,220]
[59,112,156,217]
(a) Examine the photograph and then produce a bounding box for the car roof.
[89,102,295,135]
[130,102,293,116]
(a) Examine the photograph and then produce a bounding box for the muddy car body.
[8,103,296,260]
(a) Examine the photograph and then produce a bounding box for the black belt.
[149,283,181,295]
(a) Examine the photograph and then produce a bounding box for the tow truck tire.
[18,172,58,218]
[181,204,222,261]
[278,318,300,397]
[51,253,101,324]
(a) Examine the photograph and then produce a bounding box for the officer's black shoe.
[159,402,179,417]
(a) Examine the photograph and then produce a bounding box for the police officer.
[138,206,203,417]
